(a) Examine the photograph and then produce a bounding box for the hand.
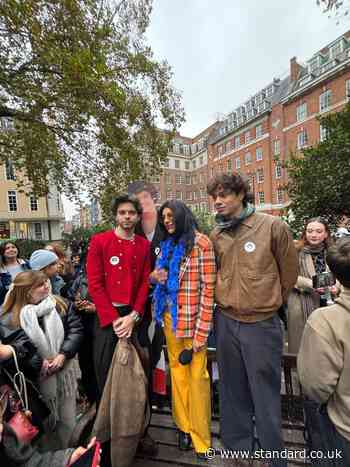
[84,302,96,313]
[112,315,134,338]
[0,344,13,362]
[315,287,325,295]
[150,268,168,285]
[68,437,101,466]
[192,339,206,353]
[40,359,51,379]
[0,422,3,443]
[48,354,66,375]
[330,285,338,295]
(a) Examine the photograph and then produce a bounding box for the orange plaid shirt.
[168,232,217,344]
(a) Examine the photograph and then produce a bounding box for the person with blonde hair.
[1,271,83,449]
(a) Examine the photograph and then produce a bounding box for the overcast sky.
[146,0,349,137]
[63,0,349,218]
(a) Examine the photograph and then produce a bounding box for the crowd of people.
[0,171,349,467]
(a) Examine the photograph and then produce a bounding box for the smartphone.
[70,441,101,467]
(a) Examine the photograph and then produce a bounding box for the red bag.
[0,346,39,444]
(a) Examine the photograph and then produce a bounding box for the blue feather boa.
[153,237,186,331]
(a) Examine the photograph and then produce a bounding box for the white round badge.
[110,256,120,266]
[155,247,160,256]
[244,241,256,253]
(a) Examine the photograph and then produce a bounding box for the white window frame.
[346,80,350,101]
[296,103,307,122]
[34,222,42,240]
[256,124,263,138]
[165,174,172,185]
[235,157,241,169]
[235,136,240,148]
[257,168,264,184]
[258,191,265,205]
[8,190,17,212]
[30,195,38,211]
[319,90,332,112]
[227,159,232,173]
[276,188,284,204]
[185,175,191,185]
[174,160,180,169]
[297,129,308,149]
[245,152,252,165]
[274,139,280,156]
[5,160,15,181]
[275,163,282,179]
[256,147,263,161]
[245,131,251,144]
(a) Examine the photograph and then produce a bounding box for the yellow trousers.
[163,312,211,453]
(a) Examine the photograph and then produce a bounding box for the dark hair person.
[0,242,30,305]
[151,200,216,459]
[288,217,337,354]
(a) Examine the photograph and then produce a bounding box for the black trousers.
[215,311,286,467]
[78,313,99,404]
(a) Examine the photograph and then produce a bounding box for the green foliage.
[62,223,111,255]
[0,0,184,202]
[285,102,350,233]
[192,209,215,236]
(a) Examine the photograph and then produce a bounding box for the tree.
[317,0,349,20]
[285,103,350,232]
[0,0,184,203]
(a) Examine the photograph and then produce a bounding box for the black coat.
[58,302,84,359]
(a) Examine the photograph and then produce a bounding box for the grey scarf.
[215,204,255,231]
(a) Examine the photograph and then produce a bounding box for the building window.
[274,139,280,156]
[192,175,197,184]
[192,160,197,169]
[245,152,252,165]
[151,174,160,183]
[276,188,284,204]
[185,175,191,185]
[227,159,232,173]
[5,160,15,181]
[256,124,263,138]
[256,147,263,161]
[319,90,332,112]
[175,160,180,169]
[183,145,190,156]
[164,158,170,168]
[34,223,42,240]
[166,191,173,200]
[346,80,350,101]
[186,191,192,201]
[235,157,241,169]
[275,163,282,179]
[200,188,205,198]
[176,191,182,200]
[320,124,329,142]
[296,103,307,122]
[199,156,203,165]
[165,174,172,185]
[297,129,308,149]
[8,191,17,212]
[245,131,251,144]
[175,175,182,184]
[30,195,38,211]
[330,40,343,58]
[199,173,205,183]
[235,136,240,148]
[185,161,190,170]
[257,168,264,183]
[193,191,198,200]
[258,191,265,205]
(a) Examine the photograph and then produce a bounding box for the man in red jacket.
[86,194,151,398]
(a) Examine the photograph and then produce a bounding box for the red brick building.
[154,31,350,215]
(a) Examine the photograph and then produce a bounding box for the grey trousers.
[215,311,286,467]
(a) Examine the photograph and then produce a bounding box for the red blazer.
[86,230,151,327]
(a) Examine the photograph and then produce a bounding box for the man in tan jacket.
[207,173,298,466]
[298,238,350,466]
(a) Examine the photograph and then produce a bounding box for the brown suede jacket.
[210,211,298,322]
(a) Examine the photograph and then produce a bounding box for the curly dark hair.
[111,194,143,217]
[127,181,158,201]
[207,173,254,206]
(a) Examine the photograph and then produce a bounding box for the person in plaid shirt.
[151,200,216,460]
